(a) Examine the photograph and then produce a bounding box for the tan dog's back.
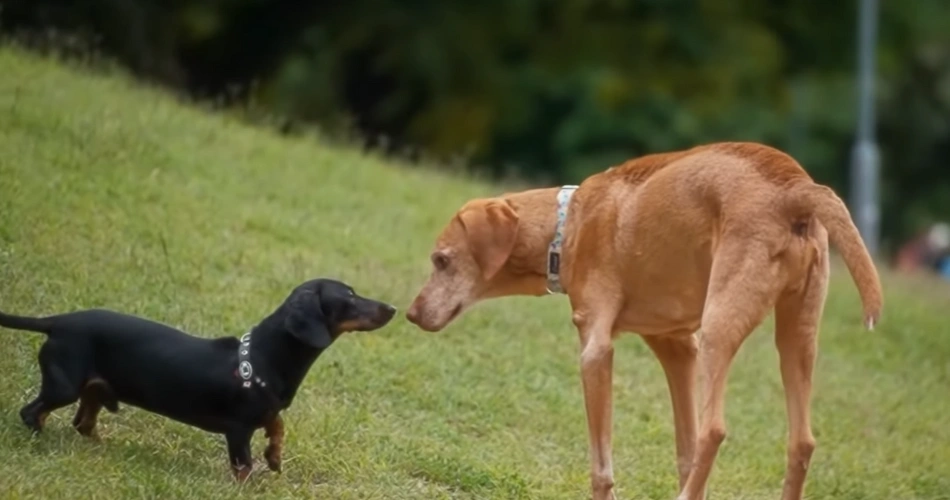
[560,142,881,336]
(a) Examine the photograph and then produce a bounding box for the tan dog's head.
[406,198,520,332]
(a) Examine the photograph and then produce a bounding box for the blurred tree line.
[3,0,950,251]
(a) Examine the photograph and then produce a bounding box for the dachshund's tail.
[0,311,53,334]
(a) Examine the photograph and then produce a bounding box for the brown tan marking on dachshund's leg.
[264,414,285,473]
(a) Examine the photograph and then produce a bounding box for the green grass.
[0,46,949,500]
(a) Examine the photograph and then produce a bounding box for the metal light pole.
[850,0,881,257]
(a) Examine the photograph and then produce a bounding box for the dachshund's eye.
[432,253,450,271]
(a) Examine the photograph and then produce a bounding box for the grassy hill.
[0,46,948,499]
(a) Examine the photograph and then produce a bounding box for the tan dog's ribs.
[263,414,285,473]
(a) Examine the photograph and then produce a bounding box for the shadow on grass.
[1,404,220,478]
[1,402,327,493]
[399,447,532,499]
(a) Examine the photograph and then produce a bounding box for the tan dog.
[406,142,882,500]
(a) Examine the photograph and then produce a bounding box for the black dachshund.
[0,278,396,481]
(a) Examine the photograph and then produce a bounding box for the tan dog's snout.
[405,293,459,332]
[405,300,422,326]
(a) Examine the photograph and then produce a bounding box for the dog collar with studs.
[237,331,267,390]
[546,185,579,294]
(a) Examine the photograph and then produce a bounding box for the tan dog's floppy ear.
[458,199,520,280]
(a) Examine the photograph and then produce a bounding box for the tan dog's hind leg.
[679,240,779,500]
[573,306,620,500]
[774,249,829,500]
[644,335,699,492]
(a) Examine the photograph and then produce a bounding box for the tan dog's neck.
[487,187,562,298]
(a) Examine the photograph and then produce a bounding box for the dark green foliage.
[2,0,950,248]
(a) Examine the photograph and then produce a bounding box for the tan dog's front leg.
[264,414,285,473]
[575,312,617,500]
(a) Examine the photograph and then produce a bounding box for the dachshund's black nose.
[380,304,397,321]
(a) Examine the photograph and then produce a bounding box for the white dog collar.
[546,185,579,294]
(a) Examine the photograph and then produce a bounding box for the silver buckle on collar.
[238,360,253,380]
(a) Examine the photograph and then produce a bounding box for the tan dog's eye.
[432,253,450,271]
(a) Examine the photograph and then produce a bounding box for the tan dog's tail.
[784,181,883,329]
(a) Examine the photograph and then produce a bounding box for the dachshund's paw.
[232,464,253,483]
[264,444,282,473]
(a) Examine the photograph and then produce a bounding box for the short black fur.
[0,278,396,481]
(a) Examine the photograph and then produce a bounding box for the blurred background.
[3,0,950,276]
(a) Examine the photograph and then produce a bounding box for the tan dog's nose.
[405,302,420,325]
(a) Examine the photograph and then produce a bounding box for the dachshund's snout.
[378,303,397,323]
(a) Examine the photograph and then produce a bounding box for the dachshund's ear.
[284,289,332,349]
